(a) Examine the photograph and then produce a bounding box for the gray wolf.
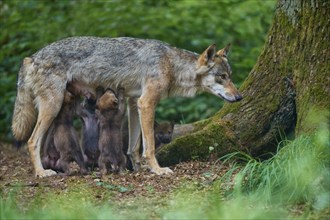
[11,37,242,177]
[41,89,88,175]
[96,88,127,174]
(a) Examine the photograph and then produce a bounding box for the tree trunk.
[157,0,329,166]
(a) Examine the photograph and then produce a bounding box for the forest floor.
[0,141,230,218]
[2,141,328,219]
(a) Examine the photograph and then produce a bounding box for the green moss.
[157,119,241,166]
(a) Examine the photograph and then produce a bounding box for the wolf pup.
[12,37,242,177]
[41,125,60,171]
[76,97,99,169]
[41,81,93,173]
[74,87,103,170]
[41,90,88,175]
[154,121,174,149]
[96,88,127,175]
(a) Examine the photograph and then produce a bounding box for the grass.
[161,120,330,219]
[1,121,329,219]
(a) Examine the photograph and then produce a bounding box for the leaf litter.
[0,141,230,211]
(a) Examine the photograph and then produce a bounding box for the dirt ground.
[0,141,229,205]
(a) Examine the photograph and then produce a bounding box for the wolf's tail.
[11,57,37,142]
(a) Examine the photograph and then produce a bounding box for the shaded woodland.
[158,0,329,165]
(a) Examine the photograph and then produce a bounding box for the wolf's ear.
[199,44,216,65]
[217,43,231,57]
[197,44,216,74]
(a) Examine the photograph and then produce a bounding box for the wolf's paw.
[151,167,173,175]
[35,169,57,178]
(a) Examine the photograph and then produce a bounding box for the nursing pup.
[75,87,105,169]
[96,88,127,175]
[41,90,88,175]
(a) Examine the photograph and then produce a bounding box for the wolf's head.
[196,44,242,102]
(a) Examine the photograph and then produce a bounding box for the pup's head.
[196,44,242,102]
[96,89,118,110]
[154,121,174,145]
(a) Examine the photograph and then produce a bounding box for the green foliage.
[1,183,118,220]
[0,0,275,140]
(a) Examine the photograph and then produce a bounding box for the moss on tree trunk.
[157,0,330,166]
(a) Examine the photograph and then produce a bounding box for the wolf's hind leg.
[127,97,142,171]
[28,95,63,178]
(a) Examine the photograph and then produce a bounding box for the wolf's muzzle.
[235,94,243,101]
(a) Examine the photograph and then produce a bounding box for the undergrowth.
[163,116,330,219]
[1,120,329,219]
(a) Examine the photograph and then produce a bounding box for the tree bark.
[157,0,330,166]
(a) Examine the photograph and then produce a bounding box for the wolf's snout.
[235,94,243,101]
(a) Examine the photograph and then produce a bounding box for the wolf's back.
[11,57,37,142]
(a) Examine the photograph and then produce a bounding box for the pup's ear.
[217,43,231,57]
[197,44,216,74]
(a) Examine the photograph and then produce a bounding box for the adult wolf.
[12,37,242,177]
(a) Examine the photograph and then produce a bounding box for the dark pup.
[76,86,105,169]
[154,121,174,149]
[76,97,99,169]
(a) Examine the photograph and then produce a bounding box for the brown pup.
[96,88,127,175]
[41,90,88,175]
[66,80,96,101]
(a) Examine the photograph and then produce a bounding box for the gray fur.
[31,37,199,98]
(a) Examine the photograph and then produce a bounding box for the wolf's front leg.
[137,83,173,175]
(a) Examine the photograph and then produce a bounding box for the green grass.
[1,123,329,219]
[161,122,329,219]
[1,182,117,220]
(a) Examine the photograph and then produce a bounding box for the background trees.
[0,0,275,140]
[158,0,330,165]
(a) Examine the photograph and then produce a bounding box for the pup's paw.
[151,167,173,175]
[132,162,141,172]
[35,169,57,178]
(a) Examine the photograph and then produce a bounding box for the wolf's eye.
[220,74,227,80]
